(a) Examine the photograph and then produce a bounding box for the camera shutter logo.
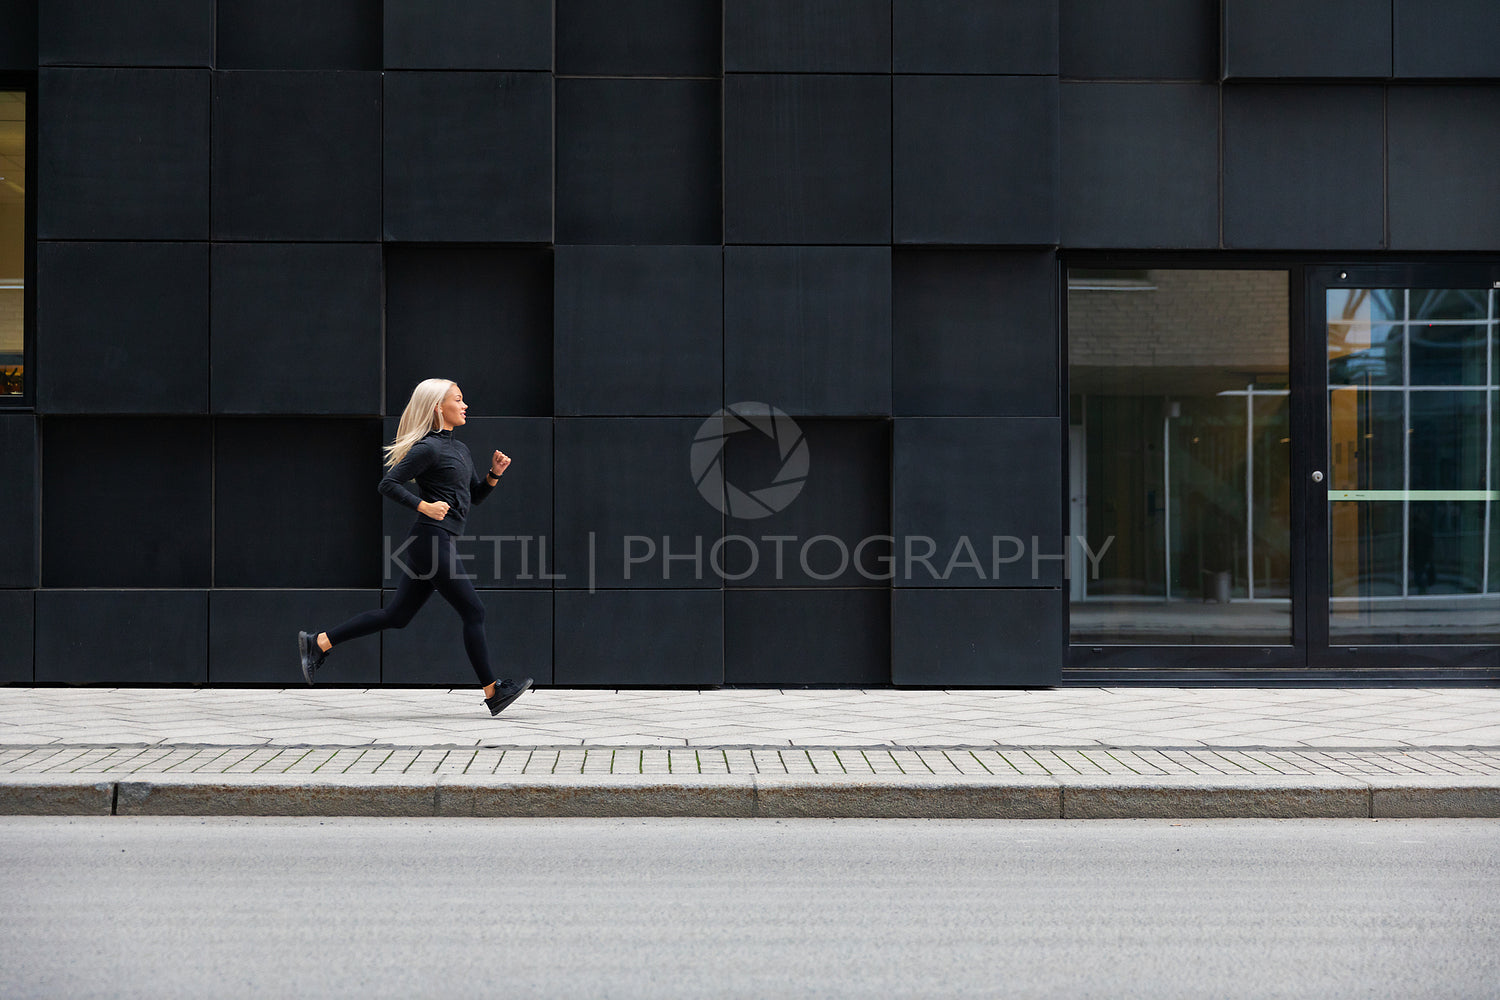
[691,403,809,519]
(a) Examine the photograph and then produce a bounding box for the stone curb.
[3,774,1499,818]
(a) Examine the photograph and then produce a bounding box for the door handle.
[1311,471,1324,483]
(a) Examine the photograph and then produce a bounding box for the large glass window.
[0,90,22,397]
[1068,269,1291,645]
[1327,286,1500,643]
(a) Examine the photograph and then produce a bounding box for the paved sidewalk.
[1,686,1497,819]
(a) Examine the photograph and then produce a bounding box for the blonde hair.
[384,378,456,470]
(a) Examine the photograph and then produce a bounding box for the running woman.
[297,378,533,716]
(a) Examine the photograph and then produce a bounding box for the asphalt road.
[1,817,1496,1000]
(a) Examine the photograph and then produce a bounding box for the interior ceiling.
[0,91,24,205]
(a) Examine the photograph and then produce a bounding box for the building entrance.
[1067,263,1500,676]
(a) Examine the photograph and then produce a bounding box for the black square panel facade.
[556,79,721,245]
[893,418,1063,588]
[383,71,552,243]
[211,243,382,414]
[554,589,722,685]
[1060,0,1217,80]
[726,589,890,685]
[40,0,212,67]
[1060,83,1218,248]
[894,75,1058,245]
[381,417,553,589]
[892,588,1061,686]
[1389,87,1500,250]
[36,590,207,684]
[1222,0,1391,79]
[1395,1,1500,78]
[36,242,209,413]
[384,0,552,70]
[0,0,37,70]
[554,418,723,589]
[212,71,381,241]
[380,589,552,686]
[725,0,889,73]
[724,246,891,416]
[41,417,211,588]
[554,246,722,416]
[384,246,552,418]
[1223,85,1385,249]
[725,74,892,245]
[894,0,1057,75]
[0,415,37,587]
[37,68,209,239]
[215,419,382,588]
[893,250,1058,417]
[718,419,891,587]
[0,590,31,681]
[210,589,380,684]
[216,0,381,70]
[557,0,719,76]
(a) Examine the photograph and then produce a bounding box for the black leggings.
[324,522,495,687]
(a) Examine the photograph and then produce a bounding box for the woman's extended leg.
[429,534,496,689]
[299,527,441,683]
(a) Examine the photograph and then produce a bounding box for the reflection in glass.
[1327,287,1500,643]
[0,91,22,396]
[1068,269,1291,644]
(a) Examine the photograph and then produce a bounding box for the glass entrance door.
[1310,266,1500,668]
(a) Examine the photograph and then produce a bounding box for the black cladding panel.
[1223,84,1385,249]
[36,242,210,413]
[894,75,1059,245]
[36,590,208,684]
[725,74,892,245]
[1394,0,1500,78]
[1060,82,1219,248]
[214,419,384,588]
[1060,0,1218,80]
[1222,0,1391,79]
[1388,87,1500,250]
[894,0,1057,74]
[384,246,553,418]
[211,71,382,242]
[893,417,1064,588]
[41,417,212,588]
[553,246,723,417]
[555,79,722,246]
[554,590,723,685]
[40,0,212,67]
[0,416,38,587]
[726,589,890,685]
[725,0,890,73]
[557,0,720,76]
[724,246,892,417]
[216,0,381,70]
[383,71,553,243]
[384,0,553,70]
[210,243,382,414]
[892,588,1062,686]
[38,68,210,239]
[893,250,1059,417]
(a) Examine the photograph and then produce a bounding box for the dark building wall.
[5,1,1499,685]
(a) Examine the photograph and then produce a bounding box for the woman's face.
[437,384,467,429]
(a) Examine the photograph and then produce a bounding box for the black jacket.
[379,429,496,536]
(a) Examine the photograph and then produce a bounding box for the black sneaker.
[298,630,328,685]
[485,677,533,716]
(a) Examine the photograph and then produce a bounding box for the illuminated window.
[0,90,22,397]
